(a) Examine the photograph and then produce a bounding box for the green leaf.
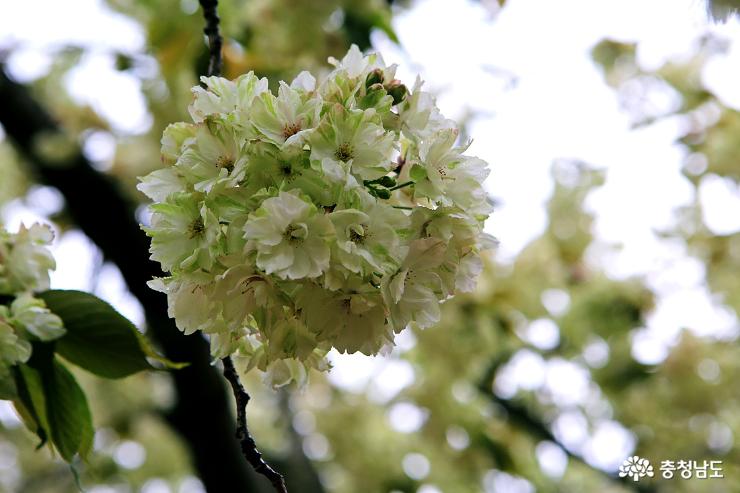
[15,346,94,462]
[0,371,18,400]
[12,398,45,445]
[43,359,93,462]
[38,290,154,378]
[13,363,50,448]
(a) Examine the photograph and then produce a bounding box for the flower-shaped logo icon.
[619,456,654,482]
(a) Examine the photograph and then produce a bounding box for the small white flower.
[148,276,217,335]
[160,122,197,166]
[412,128,490,213]
[327,44,370,79]
[189,72,268,123]
[0,224,65,382]
[251,81,321,148]
[10,294,65,341]
[382,238,447,332]
[213,264,275,332]
[137,167,187,203]
[309,104,395,182]
[0,224,56,294]
[244,191,333,280]
[0,316,31,368]
[399,77,455,141]
[176,119,249,193]
[290,71,317,92]
[144,192,221,273]
[297,281,391,355]
[329,201,408,276]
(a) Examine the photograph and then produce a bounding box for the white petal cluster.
[0,224,65,381]
[140,46,494,387]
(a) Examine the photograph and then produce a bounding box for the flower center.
[348,224,369,244]
[283,223,307,243]
[188,217,205,239]
[280,162,293,177]
[216,155,235,173]
[282,122,302,139]
[334,142,354,162]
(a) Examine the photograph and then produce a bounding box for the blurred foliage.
[1,1,740,493]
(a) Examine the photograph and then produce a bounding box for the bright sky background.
[2,0,740,488]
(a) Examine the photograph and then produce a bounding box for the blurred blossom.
[141,479,172,493]
[583,420,636,472]
[535,441,568,478]
[520,318,560,350]
[402,453,430,480]
[483,470,535,493]
[540,289,571,317]
[388,402,429,434]
[303,433,332,461]
[553,410,590,452]
[114,440,147,470]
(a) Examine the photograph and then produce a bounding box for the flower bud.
[365,69,384,88]
[385,80,408,105]
[359,83,388,110]
[375,188,391,199]
[375,176,396,188]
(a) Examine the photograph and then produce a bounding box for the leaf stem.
[389,180,414,191]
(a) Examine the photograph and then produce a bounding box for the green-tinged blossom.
[138,45,494,387]
[0,224,65,386]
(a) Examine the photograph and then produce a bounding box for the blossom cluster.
[0,224,64,383]
[139,46,494,386]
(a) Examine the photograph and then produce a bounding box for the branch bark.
[199,0,223,78]
[222,357,288,493]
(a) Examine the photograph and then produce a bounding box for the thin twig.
[199,0,223,77]
[222,357,288,493]
[197,2,287,491]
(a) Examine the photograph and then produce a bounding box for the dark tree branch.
[222,357,288,493]
[196,2,288,490]
[0,68,266,493]
[199,0,223,78]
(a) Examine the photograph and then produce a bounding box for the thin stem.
[197,2,287,491]
[389,180,414,191]
[222,357,288,493]
[199,0,223,77]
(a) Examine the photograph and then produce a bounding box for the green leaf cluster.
[4,290,179,462]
